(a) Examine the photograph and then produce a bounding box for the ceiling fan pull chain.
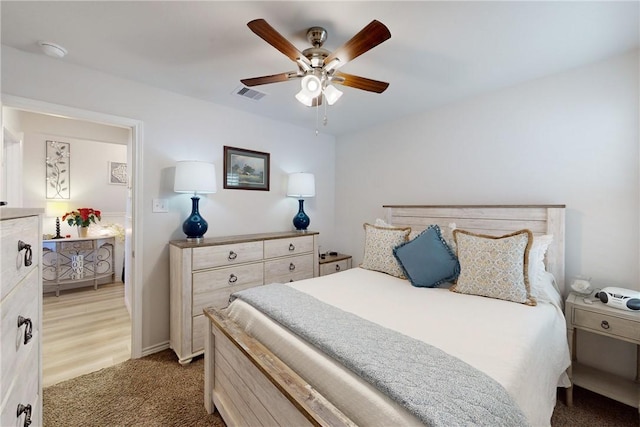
[315,100,319,136]
[323,96,328,126]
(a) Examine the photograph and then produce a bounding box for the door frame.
[2,94,144,358]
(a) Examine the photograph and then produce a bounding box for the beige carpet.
[43,350,223,426]
[44,349,638,426]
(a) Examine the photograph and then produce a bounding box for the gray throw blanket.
[232,283,529,427]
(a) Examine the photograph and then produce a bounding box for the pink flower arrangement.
[62,208,102,227]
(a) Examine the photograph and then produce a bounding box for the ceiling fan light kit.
[241,18,391,124]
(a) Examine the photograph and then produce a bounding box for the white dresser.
[169,231,319,364]
[1,208,43,427]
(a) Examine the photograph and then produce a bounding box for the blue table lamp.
[287,172,315,231]
[174,161,217,241]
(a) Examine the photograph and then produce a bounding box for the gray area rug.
[43,349,638,426]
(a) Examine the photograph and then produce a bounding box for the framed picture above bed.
[223,146,270,191]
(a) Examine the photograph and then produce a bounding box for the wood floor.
[42,281,131,387]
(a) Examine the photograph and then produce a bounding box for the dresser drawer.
[193,263,264,312]
[1,268,40,402]
[264,235,314,259]
[573,308,640,342]
[0,330,39,427]
[192,241,263,270]
[320,259,351,276]
[265,254,314,283]
[0,216,40,301]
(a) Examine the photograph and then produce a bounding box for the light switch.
[152,198,169,213]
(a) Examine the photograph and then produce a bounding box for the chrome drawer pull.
[228,274,238,285]
[289,263,295,271]
[17,403,32,427]
[289,243,295,251]
[18,240,33,267]
[17,316,33,345]
[228,251,237,261]
[600,320,610,330]
[335,265,341,272]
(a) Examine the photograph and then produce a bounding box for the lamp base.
[183,196,208,240]
[292,199,310,231]
[51,217,64,239]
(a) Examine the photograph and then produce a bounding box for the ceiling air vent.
[234,86,266,101]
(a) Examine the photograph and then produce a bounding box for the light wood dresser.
[1,208,43,427]
[169,231,319,364]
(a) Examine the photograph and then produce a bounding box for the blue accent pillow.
[393,225,460,288]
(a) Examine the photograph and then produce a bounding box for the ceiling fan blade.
[333,72,389,93]
[241,72,297,87]
[324,20,391,68]
[247,19,311,67]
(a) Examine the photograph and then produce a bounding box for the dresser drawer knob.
[600,320,610,330]
[228,251,238,261]
[289,263,295,271]
[18,240,33,267]
[17,403,32,427]
[289,243,295,251]
[17,316,33,345]
[335,264,341,272]
[228,274,238,285]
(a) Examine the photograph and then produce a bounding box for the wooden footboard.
[204,307,356,427]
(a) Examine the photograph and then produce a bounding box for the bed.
[203,205,571,426]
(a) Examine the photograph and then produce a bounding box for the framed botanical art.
[45,140,70,199]
[108,161,128,185]
[223,146,270,191]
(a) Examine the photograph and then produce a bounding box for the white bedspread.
[226,267,571,427]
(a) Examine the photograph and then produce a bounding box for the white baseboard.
[140,341,170,358]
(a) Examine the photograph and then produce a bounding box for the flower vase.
[77,226,89,238]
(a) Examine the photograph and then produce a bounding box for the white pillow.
[528,234,553,298]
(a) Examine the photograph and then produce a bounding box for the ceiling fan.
[241,19,391,107]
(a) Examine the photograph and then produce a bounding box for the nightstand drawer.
[320,259,351,276]
[573,309,640,342]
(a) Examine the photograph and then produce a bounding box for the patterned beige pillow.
[450,229,536,306]
[361,223,411,278]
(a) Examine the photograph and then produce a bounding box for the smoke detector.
[38,41,67,58]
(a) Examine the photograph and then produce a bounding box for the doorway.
[2,95,143,364]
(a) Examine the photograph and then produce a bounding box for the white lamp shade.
[287,173,316,198]
[174,161,217,194]
[46,201,69,217]
[323,84,343,105]
[300,75,322,97]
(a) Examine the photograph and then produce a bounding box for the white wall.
[1,46,336,352]
[335,50,639,378]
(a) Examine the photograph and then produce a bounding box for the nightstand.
[319,253,352,276]
[565,292,640,414]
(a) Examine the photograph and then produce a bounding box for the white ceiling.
[2,1,638,136]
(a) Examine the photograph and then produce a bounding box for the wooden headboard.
[384,205,566,293]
